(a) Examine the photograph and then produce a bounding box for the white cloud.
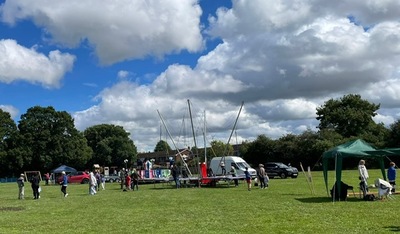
[0,0,203,65]
[0,105,19,119]
[4,1,400,152]
[0,39,75,88]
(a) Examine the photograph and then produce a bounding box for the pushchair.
[374,178,393,200]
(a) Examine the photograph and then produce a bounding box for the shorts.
[246,179,251,184]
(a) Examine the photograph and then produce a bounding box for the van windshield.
[236,162,250,170]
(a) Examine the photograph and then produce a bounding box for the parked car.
[58,171,90,184]
[104,175,121,183]
[264,162,298,179]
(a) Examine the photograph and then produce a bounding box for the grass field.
[0,169,399,234]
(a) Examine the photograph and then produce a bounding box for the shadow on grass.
[384,226,400,232]
[295,196,366,203]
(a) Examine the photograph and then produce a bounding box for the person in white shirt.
[358,159,369,198]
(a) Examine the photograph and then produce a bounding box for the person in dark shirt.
[244,167,252,191]
[30,172,40,199]
[171,165,180,189]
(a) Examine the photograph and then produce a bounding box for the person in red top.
[125,172,131,191]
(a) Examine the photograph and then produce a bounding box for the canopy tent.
[322,139,387,200]
[51,165,77,173]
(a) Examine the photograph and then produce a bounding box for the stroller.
[374,178,393,200]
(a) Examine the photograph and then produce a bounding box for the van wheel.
[280,173,287,179]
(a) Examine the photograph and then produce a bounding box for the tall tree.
[316,94,380,137]
[17,106,92,171]
[0,109,19,176]
[241,135,275,166]
[84,124,137,168]
[387,120,400,147]
[154,140,172,152]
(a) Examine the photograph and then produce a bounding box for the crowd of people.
[15,160,397,199]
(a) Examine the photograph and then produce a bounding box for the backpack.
[363,194,376,201]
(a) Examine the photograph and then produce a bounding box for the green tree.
[17,106,92,172]
[84,124,137,168]
[358,122,389,148]
[210,140,233,158]
[387,119,400,147]
[241,135,275,166]
[154,140,172,152]
[0,109,19,176]
[316,94,380,137]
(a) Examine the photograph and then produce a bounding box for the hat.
[20,173,24,177]
[259,164,264,167]
[61,171,66,175]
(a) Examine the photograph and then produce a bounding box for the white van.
[209,156,257,178]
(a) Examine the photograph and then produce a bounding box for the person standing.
[101,173,106,190]
[220,161,226,175]
[258,164,267,189]
[244,167,252,191]
[125,172,131,191]
[171,164,180,189]
[131,169,141,191]
[17,173,25,200]
[358,159,369,198]
[230,165,239,187]
[95,171,101,191]
[89,172,97,195]
[30,172,40,199]
[120,168,126,190]
[44,173,50,185]
[60,171,68,197]
[388,162,396,193]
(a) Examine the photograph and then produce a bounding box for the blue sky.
[1,0,400,152]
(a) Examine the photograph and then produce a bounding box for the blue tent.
[51,165,77,173]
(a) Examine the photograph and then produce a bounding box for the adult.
[17,173,25,200]
[258,164,267,189]
[131,169,141,191]
[171,164,181,189]
[230,165,239,187]
[358,159,369,198]
[44,172,50,185]
[388,162,396,193]
[30,172,40,199]
[95,171,101,191]
[244,167,252,191]
[60,171,68,197]
[119,168,126,190]
[89,172,97,195]
[220,160,226,175]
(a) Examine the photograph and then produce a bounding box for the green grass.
[0,169,399,233]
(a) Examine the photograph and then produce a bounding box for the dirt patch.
[0,207,25,212]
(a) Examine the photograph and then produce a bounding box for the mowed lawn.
[0,169,399,234]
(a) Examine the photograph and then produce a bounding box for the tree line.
[0,106,137,177]
[1,94,400,177]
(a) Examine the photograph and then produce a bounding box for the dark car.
[264,162,298,179]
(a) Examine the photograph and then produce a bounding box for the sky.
[1,0,400,153]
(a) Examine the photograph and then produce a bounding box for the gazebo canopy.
[322,139,387,200]
[51,165,77,173]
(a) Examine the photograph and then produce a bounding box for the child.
[388,162,396,193]
[125,173,131,191]
[17,173,25,199]
[244,167,251,191]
